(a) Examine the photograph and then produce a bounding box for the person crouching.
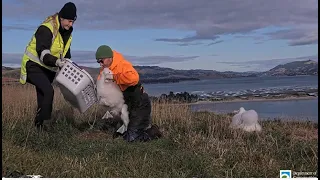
[95,45,162,142]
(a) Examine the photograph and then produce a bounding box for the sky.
[2,0,318,72]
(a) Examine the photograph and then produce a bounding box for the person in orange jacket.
[95,45,161,142]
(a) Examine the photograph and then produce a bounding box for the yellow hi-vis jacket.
[20,13,72,84]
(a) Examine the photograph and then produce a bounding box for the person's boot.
[34,108,42,128]
[36,118,55,132]
[123,129,139,142]
[34,119,43,130]
[112,131,123,139]
[43,119,55,132]
[146,124,162,139]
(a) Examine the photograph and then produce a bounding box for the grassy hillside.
[2,84,318,178]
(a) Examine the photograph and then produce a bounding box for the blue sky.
[2,0,318,72]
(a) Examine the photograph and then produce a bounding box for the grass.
[2,83,318,178]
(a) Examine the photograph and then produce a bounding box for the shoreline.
[155,96,318,106]
[190,96,318,105]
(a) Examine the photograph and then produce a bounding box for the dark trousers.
[26,61,56,126]
[123,83,151,131]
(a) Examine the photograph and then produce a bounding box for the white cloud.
[2,51,199,67]
[3,0,318,46]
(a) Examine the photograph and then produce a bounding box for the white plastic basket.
[55,59,98,113]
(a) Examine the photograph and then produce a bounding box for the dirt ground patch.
[76,130,112,140]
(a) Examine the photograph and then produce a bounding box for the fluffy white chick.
[230,107,262,132]
[229,107,246,129]
[96,67,129,134]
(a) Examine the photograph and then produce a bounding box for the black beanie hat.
[59,2,77,21]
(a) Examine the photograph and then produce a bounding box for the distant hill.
[79,65,261,83]
[2,66,15,71]
[2,66,20,80]
[263,60,318,76]
[2,59,317,84]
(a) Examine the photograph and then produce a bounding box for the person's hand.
[55,59,66,68]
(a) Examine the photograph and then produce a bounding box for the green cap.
[95,45,113,60]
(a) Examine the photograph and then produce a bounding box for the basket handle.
[66,59,83,71]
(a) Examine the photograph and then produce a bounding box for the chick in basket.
[19,2,77,131]
[95,45,162,142]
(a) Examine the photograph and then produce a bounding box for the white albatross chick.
[96,67,130,134]
[230,107,262,132]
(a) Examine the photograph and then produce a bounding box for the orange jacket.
[97,50,139,91]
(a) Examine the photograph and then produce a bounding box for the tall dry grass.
[2,83,318,178]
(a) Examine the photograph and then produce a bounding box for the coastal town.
[153,87,318,103]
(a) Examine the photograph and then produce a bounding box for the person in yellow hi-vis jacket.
[20,2,77,131]
[95,45,162,142]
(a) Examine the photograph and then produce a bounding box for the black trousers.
[26,61,56,125]
[123,83,152,131]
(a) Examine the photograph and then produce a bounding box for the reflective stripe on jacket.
[20,13,72,84]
